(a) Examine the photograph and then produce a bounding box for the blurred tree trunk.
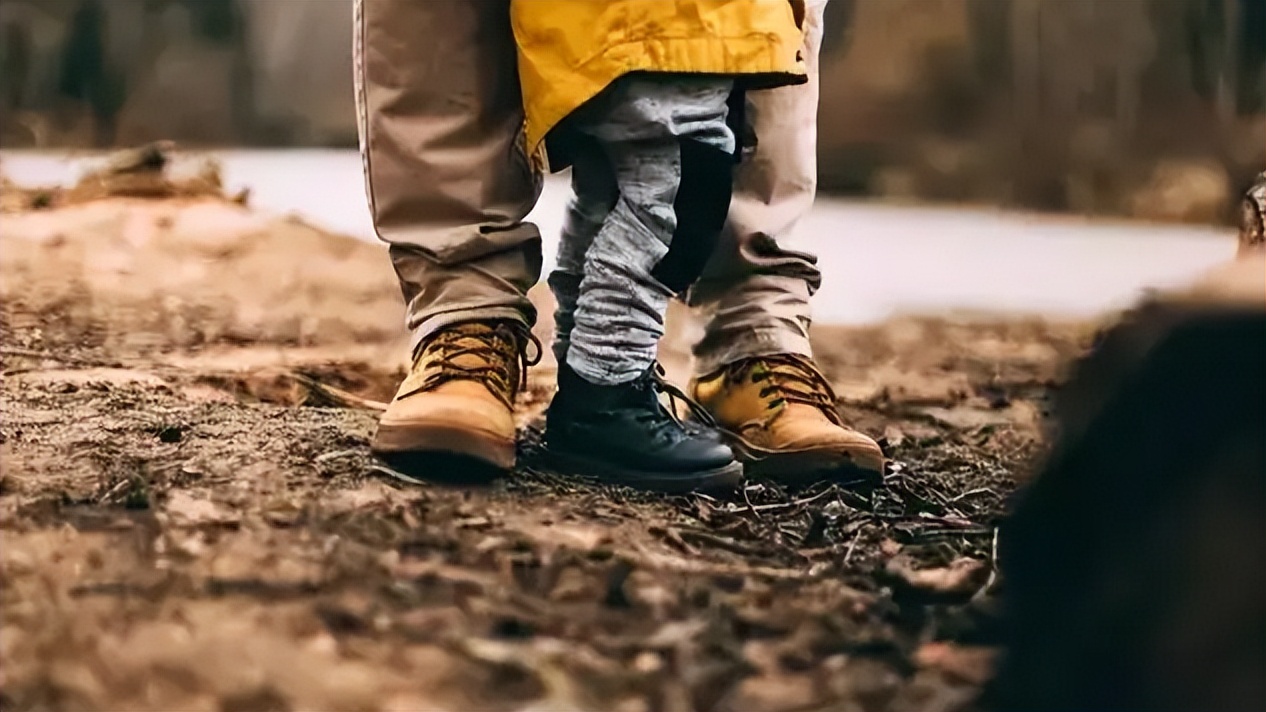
[1236,0,1266,113]
[1008,0,1154,139]
[1218,0,1238,124]
[1,21,32,112]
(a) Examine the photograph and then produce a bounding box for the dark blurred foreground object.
[991,175,1266,712]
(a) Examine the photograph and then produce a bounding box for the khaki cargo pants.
[354,0,826,376]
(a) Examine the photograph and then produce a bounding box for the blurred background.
[1,0,1263,224]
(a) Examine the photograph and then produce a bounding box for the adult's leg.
[544,76,742,493]
[358,0,542,475]
[355,0,542,354]
[687,0,827,375]
[686,1,886,485]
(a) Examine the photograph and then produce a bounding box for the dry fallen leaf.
[886,556,990,597]
[914,642,997,685]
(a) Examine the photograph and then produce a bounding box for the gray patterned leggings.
[550,75,736,385]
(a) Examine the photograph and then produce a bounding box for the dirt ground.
[0,168,1099,712]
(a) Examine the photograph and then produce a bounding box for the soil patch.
[0,181,1095,712]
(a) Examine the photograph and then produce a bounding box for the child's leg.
[548,146,617,367]
[543,76,742,491]
[566,76,735,385]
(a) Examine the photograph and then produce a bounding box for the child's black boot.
[543,363,742,492]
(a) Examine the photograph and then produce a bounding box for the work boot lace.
[411,321,542,409]
[721,354,843,426]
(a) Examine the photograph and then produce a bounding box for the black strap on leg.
[651,136,735,295]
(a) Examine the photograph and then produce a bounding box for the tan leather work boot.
[691,354,885,485]
[373,321,534,473]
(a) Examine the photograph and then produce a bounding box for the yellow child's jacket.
[511,0,807,169]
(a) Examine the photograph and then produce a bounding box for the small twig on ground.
[973,527,1002,601]
[842,530,862,565]
[916,514,984,529]
[947,487,998,504]
[290,372,388,412]
[314,449,364,464]
[910,527,994,541]
[741,484,763,520]
[747,485,841,512]
[676,527,776,559]
[97,478,131,504]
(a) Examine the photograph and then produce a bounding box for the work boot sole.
[725,436,885,489]
[372,422,515,485]
[540,447,744,494]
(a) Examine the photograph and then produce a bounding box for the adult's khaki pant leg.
[355,0,543,353]
[687,0,827,375]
